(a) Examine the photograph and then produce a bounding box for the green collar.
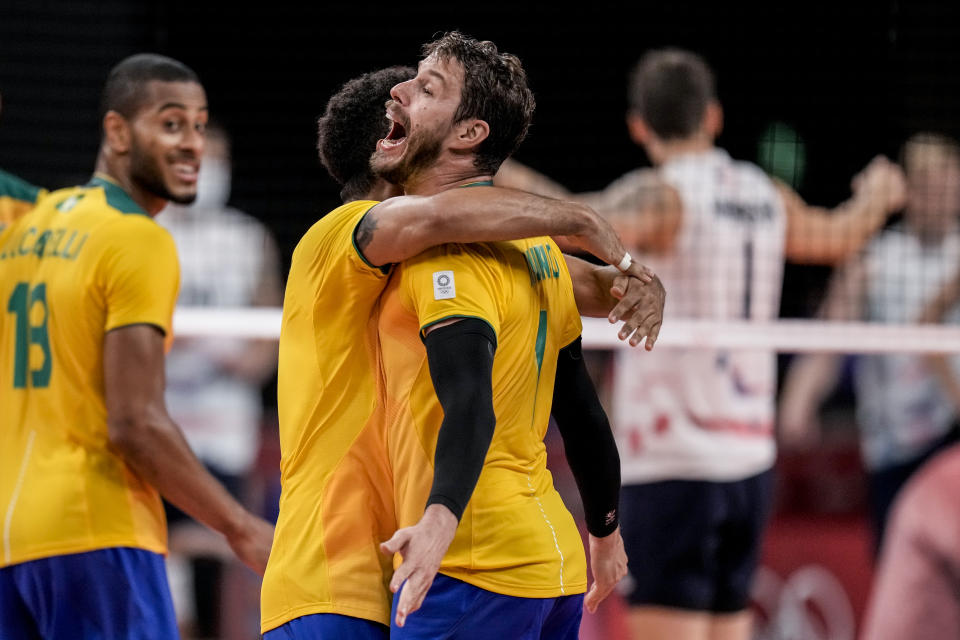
[460,180,494,188]
[88,174,149,217]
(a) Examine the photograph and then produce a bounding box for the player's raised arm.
[781,155,907,265]
[550,336,627,613]
[103,324,274,576]
[355,185,652,280]
[778,257,867,448]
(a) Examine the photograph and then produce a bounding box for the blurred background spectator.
[779,134,960,553]
[158,123,282,639]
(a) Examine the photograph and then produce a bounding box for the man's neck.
[94,150,167,216]
[363,179,404,202]
[402,157,493,196]
[649,134,715,166]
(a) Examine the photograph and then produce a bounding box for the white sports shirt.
[610,149,787,483]
[856,226,960,470]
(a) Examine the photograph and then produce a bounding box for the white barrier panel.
[172,308,960,354]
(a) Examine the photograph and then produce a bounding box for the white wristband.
[616,251,633,272]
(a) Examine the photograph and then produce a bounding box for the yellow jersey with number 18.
[0,174,179,568]
[261,200,397,633]
[379,236,588,598]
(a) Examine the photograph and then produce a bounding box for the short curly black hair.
[421,32,535,175]
[317,66,416,202]
[628,49,716,140]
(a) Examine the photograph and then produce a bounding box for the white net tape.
[173,308,960,354]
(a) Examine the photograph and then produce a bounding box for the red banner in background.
[755,445,874,640]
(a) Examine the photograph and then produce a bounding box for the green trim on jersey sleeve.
[350,203,391,275]
[88,175,149,217]
[0,168,43,203]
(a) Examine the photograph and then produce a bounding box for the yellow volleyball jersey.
[0,174,179,568]
[379,237,587,598]
[261,200,397,632]
[0,169,45,231]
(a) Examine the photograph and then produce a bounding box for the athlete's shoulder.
[83,191,175,260]
[734,159,779,190]
[40,175,152,223]
[0,168,44,204]
[321,199,381,229]
[297,200,379,251]
[405,240,515,272]
[288,199,391,280]
[510,235,559,253]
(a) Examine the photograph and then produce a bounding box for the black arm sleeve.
[551,336,621,537]
[423,318,497,521]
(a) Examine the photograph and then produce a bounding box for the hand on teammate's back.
[226,512,275,576]
[380,504,459,627]
[609,273,666,350]
[584,527,629,614]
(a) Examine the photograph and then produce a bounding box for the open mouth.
[380,117,407,150]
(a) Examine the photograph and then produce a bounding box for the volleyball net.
[172,309,960,354]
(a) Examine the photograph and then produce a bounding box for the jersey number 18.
[7,282,52,388]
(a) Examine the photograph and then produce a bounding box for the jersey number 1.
[7,282,52,388]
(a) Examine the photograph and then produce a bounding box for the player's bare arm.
[565,254,665,350]
[496,159,684,253]
[779,257,867,447]
[355,185,653,281]
[780,155,907,264]
[104,324,274,576]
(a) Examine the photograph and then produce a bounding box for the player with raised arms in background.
[497,47,905,640]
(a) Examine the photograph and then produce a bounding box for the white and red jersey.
[611,149,786,483]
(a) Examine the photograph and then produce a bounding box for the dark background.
[2,0,959,316]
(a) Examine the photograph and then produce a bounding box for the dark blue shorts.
[620,469,774,613]
[391,573,583,640]
[263,613,389,640]
[0,547,178,639]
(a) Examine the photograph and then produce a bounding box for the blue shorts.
[391,573,583,640]
[263,613,388,639]
[620,469,774,613]
[0,547,177,640]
